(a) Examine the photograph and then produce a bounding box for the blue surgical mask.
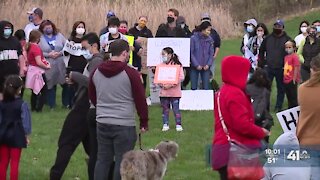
[83,50,93,60]
[28,15,34,22]
[316,26,320,33]
[44,28,53,35]
[246,25,254,33]
[162,56,168,62]
[3,28,12,38]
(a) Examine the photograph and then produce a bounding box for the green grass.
[18,10,320,180]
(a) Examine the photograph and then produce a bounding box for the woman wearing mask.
[297,26,320,82]
[63,21,87,108]
[296,54,320,180]
[246,23,269,73]
[295,21,309,48]
[38,20,66,109]
[241,19,257,55]
[190,21,214,90]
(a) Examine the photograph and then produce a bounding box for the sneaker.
[162,124,169,131]
[176,125,183,131]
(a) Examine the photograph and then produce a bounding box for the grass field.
[17,10,320,180]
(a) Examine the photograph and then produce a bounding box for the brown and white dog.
[120,141,179,180]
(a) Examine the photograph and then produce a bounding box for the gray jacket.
[39,33,66,89]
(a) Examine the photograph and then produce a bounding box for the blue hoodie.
[262,132,311,180]
[190,32,214,67]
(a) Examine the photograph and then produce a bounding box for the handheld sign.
[154,65,180,84]
[276,106,300,133]
[125,35,134,65]
[147,38,190,67]
[63,40,86,56]
[179,90,214,110]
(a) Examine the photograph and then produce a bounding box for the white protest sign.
[63,40,87,56]
[147,38,190,67]
[179,90,214,110]
[276,106,300,133]
[148,68,161,104]
[244,47,258,70]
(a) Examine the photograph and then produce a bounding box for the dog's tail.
[120,151,139,178]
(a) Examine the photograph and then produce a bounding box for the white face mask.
[257,31,264,37]
[300,27,307,33]
[76,28,85,35]
[83,49,93,60]
[108,27,118,35]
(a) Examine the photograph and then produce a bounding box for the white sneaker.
[162,124,169,131]
[176,125,183,131]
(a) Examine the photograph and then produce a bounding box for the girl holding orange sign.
[155,47,184,132]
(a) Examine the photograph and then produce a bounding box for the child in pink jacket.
[156,47,184,132]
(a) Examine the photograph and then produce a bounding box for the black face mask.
[167,16,175,24]
[273,28,283,35]
[309,32,316,38]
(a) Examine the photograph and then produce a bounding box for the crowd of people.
[0,5,319,180]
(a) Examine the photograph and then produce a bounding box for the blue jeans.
[94,123,137,180]
[190,67,210,90]
[160,97,182,125]
[46,85,57,108]
[265,67,285,110]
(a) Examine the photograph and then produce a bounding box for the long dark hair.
[162,47,182,66]
[195,21,211,32]
[70,21,86,40]
[298,20,310,34]
[255,23,269,36]
[248,68,271,91]
[3,75,23,102]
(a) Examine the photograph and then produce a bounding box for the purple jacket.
[190,32,214,67]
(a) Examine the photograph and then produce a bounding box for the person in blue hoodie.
[263,132,311,180]
[190,21,214,90]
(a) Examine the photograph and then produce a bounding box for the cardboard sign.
[137,37,148,74]
[148,68,161,104]
[276,106,300,133]
[179,90,214,110]
[147,38,190,67]
[154,65,180,84]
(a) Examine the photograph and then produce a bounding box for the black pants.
[284,81,298,109]
[30,74,47,112]
[218,166,228,180]
[142,73,147,90]
[50,88,90,180]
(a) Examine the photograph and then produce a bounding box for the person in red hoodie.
[211,55,269,180]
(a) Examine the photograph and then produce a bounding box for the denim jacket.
[190,32,214,67]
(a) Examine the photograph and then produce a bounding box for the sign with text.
[154,65,180,84]
[63,40,86,56]
[180,90,214,110]
[147,38,190,67]
[276,106,300,133]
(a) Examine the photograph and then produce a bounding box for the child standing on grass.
[284,40,300,108]
[0,75,31,180]
[156,47,184,131]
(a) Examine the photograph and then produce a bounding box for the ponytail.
[3,75,23,102]
[170,53,182,66]
[25,42,32,52]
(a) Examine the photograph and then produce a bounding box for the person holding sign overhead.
[190,21,214,90]
[155,47,184,132]
[296,54,320,180]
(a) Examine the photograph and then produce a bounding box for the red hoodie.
[212,56,265,170]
